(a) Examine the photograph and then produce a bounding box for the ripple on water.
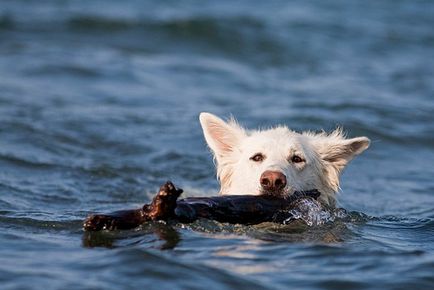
[1,1,434,290]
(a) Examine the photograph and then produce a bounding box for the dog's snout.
[260,170,287,191]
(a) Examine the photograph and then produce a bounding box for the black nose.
[260,171,287,191]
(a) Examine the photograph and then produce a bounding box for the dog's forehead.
[240,127,304,152]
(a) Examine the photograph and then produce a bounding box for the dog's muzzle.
[260,170,287,192]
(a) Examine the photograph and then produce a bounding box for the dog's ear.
[314,131,370,171]
[199,112,245,160]
[309,131,370,194]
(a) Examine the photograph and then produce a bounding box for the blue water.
[1,1,434,289]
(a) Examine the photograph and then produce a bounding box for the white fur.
[199,112,370,206]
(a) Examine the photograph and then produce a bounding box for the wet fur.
[199,113,370,206]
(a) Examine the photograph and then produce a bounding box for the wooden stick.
[83,181,321,231]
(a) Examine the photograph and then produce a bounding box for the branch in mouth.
[83,181,321,231]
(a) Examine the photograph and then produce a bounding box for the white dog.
[199,112,370,206]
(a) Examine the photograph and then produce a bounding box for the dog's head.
[199,112,370,206]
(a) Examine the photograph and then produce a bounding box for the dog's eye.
[250,153,265,162]
[291,155,304,163]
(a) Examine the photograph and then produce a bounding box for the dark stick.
[83,182,183,231]
[83,181,320,231]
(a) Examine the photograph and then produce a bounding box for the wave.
[0,14,14,29]
[67,14,285,66]
[1,13,266,37]
[0,214,83,231]
[0,13,289,65]
[68,14,263,32]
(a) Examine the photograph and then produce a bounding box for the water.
[1,0,434,289]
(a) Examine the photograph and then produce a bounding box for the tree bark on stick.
[83,181,321,231]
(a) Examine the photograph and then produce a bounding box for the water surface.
[1,1,434,289]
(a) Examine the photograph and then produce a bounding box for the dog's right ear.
[199,112,245,160]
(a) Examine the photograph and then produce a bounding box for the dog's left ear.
[316,135,370,171]
[307,131,370,197]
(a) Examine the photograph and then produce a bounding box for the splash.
[282,198,349,226]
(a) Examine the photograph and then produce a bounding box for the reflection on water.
[82,222,181,250]
[82,208,365,250]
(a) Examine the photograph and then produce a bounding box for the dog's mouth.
[260,187,293,198]
[261,187,320,202]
